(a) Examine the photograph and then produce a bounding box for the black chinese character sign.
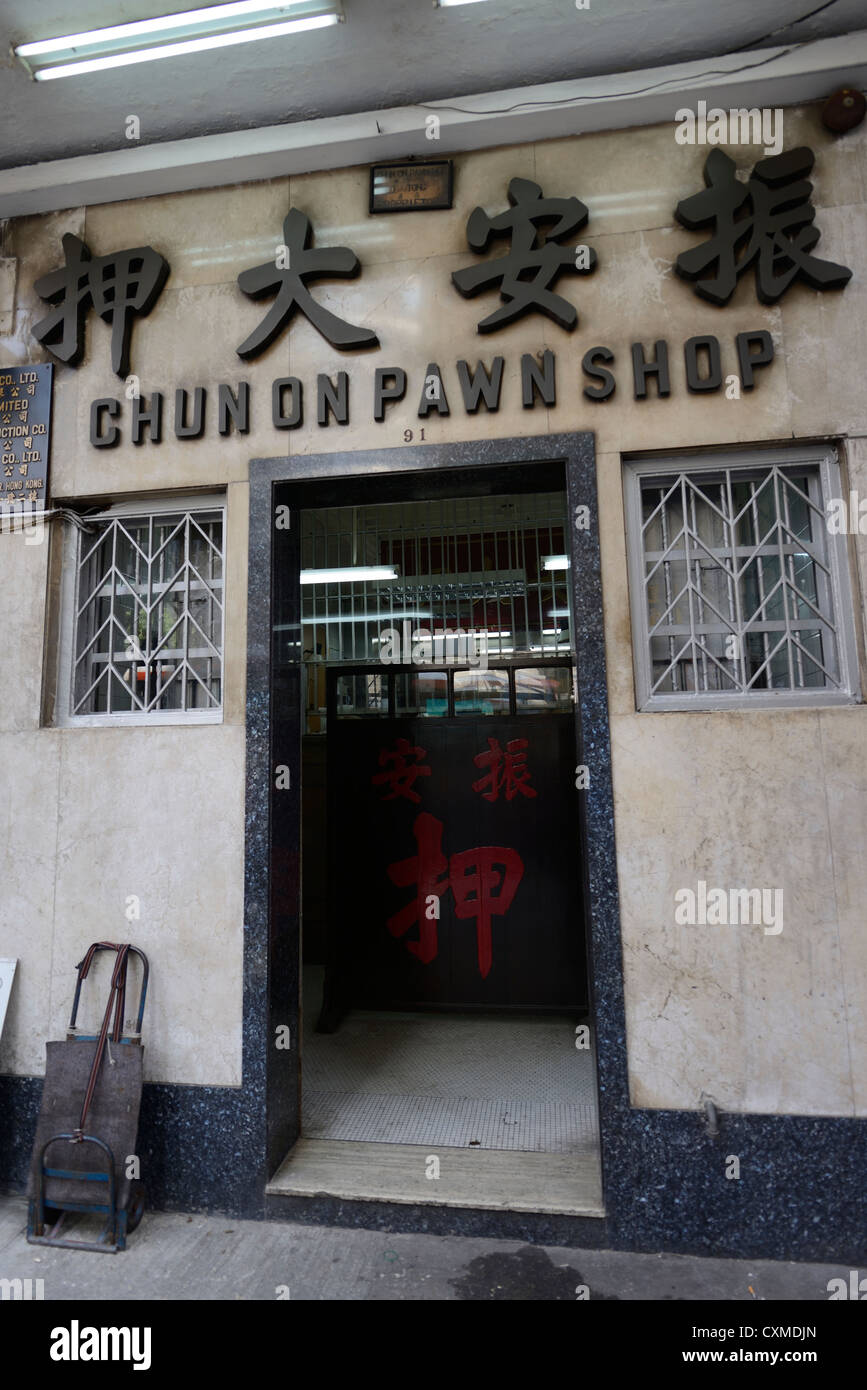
[675,147,853,306]
[452,176,597,332]
[32,234,170,377]
[236,209,380,357]
[26,151,853,378]
[0,364,52,506]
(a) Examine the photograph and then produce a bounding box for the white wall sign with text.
[0,958,17,1041]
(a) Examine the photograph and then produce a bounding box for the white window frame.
[54,492,227,728]
[623,444,861,712]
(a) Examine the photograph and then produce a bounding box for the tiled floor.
[301,968,599,1154]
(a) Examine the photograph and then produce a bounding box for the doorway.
[275,468,602,1201]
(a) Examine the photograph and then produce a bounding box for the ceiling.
[0,0,865,172]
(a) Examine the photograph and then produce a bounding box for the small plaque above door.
[369,161,453,213]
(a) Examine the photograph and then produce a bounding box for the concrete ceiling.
[0,0,865,171]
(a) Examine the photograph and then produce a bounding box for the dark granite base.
[264,1192,610,1247]
[0,1074,41,1192]
[0,1074,266,1218]
[600,1108,867,1264]
[3,1070,865,1261]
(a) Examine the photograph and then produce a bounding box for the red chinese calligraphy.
[385,811,448,965]
[450,844,524,979]
[386,813,524,978]
[472,737,537,802]
[372,737,432,803]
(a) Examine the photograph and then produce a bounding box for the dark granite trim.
[0,1074,41,1192]
[600,1108,867,1264]
[0,1075,262,1217]
[264,1192,610,1247]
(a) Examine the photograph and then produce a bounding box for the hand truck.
[27,942,149,1253]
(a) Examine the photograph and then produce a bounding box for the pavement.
[0,1195,857,1300]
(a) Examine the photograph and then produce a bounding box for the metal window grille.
[71,509,224,717]
[626,454,858,708]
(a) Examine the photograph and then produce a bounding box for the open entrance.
[267,458,603,1215]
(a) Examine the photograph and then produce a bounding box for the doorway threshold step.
[266,1139,604,1216]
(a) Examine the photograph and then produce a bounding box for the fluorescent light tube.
[300,566,398,584]
[302,611,432,623]
[33,18,340,79]
[542,555,570,571]
[15,3,317,54]
[15,2,341,80]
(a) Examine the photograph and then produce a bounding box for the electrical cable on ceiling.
[415,0,850,122]
[417,46,800,118]
[724,0,844,54]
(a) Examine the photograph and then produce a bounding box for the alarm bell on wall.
[821,88,866,133]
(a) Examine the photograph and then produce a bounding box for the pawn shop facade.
[1,103,866,1263]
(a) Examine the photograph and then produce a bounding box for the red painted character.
[472,737,537,802]
[372,737,432,803]
[385,811,449,965]
[450,845,524,979]
[386,814,524,979]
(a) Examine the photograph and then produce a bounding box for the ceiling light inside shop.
[308,612,433,624]
[542,555,570,571]
[300,566,399,584]
[14,2,342,81]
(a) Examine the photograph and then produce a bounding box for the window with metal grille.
[61,502,224,722]
[624,447,860,710]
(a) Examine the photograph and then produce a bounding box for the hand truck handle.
[68,943,149,1038]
